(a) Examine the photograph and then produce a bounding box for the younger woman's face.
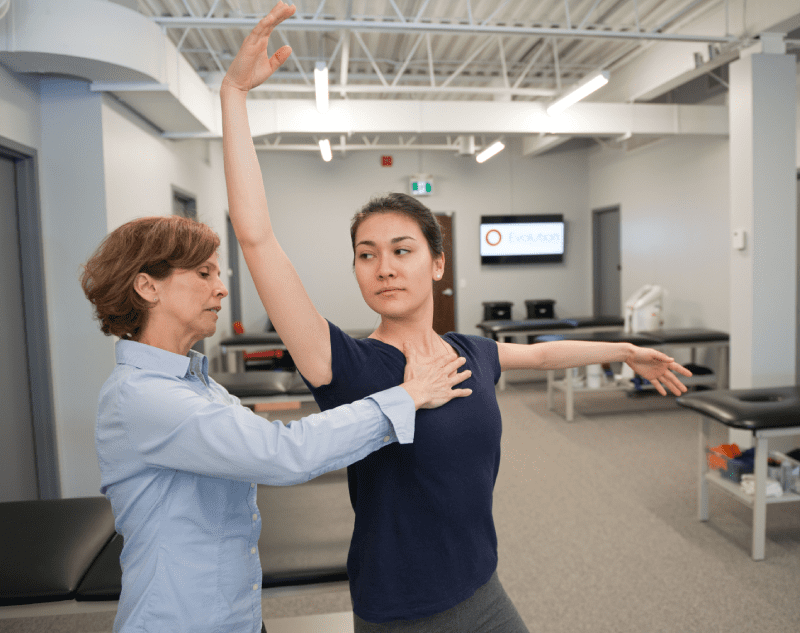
[353,212,444,321]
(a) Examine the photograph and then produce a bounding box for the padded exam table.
[220,329,373,372]
[677,386,800,560]
[0,476,354,616]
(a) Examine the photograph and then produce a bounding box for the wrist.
[623,343,636,364]
[400,381,425,410]
[220,81,248,101]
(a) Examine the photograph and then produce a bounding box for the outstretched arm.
[221,1,332,387]
[498,340,692,396]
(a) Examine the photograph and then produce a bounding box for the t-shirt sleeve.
[466,334,502,385]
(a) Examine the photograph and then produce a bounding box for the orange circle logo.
[485,229,502,246]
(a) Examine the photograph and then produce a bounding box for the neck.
[372,313,442,357]
[137,323,196,357]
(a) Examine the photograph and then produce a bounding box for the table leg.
[566,368,574,422]
[699,416,710,521]
[546,370,555,411]
[718,345,729,389]
[752,433,768,561]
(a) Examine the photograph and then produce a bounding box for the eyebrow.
[199,261,220,273]
[356,236,417,248]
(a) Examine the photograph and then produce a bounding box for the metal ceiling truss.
[141,0,738,102]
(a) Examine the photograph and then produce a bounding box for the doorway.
[0,138,59,500]
[433,213,456,334]
[592,206,621,317]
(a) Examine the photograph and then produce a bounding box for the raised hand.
[400,342,473,410]
[222,1,296,94]
[626,348,692,396]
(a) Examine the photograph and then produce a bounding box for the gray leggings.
[353,572,530,633]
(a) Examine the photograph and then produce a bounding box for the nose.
[377,258,395,279]
[216,278,229,298]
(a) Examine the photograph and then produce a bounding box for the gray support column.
[728,41,798,447]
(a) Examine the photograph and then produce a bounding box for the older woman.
[80,215,471,633]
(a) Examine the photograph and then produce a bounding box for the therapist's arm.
[114,344,471,486]
[497,340,691,396]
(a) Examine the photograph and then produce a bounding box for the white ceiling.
[3,0,800,154]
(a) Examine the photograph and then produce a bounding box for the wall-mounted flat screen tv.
[480,214,565,264]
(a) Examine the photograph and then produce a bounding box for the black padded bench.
[0,471,353,611]
[211,370,313,408]
[677,386,800,560]
[476,315,625,342]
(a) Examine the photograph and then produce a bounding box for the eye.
[199,271,210,278]
[395,248,410,256]
[358,252,374,260]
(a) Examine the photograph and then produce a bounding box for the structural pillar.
[728,37,798,447]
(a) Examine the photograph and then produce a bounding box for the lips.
[377,287,403,295]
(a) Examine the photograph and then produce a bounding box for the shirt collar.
[116,339,208,381]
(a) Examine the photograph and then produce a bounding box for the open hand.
[221,1,296,94]
[626,347,693,396]
[400,342,473,409]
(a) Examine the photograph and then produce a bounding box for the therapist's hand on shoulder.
[400,343,472,410]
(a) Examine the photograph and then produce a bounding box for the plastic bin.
[525,299,556,319]
[482,301,513,321]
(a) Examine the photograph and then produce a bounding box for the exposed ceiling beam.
[151,16,736,44]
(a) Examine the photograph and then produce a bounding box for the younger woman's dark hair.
[350,193,443,264]
[80,216,220,340]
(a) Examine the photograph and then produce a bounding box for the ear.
[433,254,445,280]
[133,272,159,304]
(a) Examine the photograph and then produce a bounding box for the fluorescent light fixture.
[476,141,505,164]
[319,139,332,162]
[314,62,329,113]
[546,70,609,117]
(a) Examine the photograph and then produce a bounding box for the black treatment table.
[220,329,373,372]
[0,479,354,614]
[677,386,800,560]
[476,315,625,342]
[532,328,730,421]
[211,370,314,407]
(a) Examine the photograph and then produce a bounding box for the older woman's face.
[152,253,228,347]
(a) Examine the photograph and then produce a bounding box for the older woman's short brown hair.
[81,216,220,340]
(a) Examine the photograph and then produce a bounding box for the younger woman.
[222,4,692,630]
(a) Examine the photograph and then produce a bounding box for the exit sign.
[410,179,432,196]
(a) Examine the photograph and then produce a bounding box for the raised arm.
[497,340,692,396]
[221,1,332,387]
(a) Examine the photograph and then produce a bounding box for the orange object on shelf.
[707,443,741,470]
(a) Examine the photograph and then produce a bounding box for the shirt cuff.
[366,386,415,444]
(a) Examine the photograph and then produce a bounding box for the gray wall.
[245,143,592,335]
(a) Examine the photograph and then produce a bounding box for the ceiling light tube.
[476,140,505,163]
[314,62,329,113]
[546,70,609,117]
[319,139,332,162]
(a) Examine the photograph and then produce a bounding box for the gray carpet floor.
[3,382,799,631]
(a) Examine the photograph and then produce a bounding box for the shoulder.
[446,332,498,357]
[445,332,501,383]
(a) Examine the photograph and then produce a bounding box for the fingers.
[450,388,473,399]
[256,2,296,34]
[670,361,693,377]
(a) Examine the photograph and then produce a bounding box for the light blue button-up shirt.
[97,339,414,633]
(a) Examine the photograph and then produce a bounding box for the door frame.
[1,135,60,499]
[592,205,621,318]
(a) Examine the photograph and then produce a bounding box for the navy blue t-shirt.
[303,321,503,623]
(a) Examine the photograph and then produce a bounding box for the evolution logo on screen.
[479,214,565,264]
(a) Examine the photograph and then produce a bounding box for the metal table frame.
[698,419,800,560]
